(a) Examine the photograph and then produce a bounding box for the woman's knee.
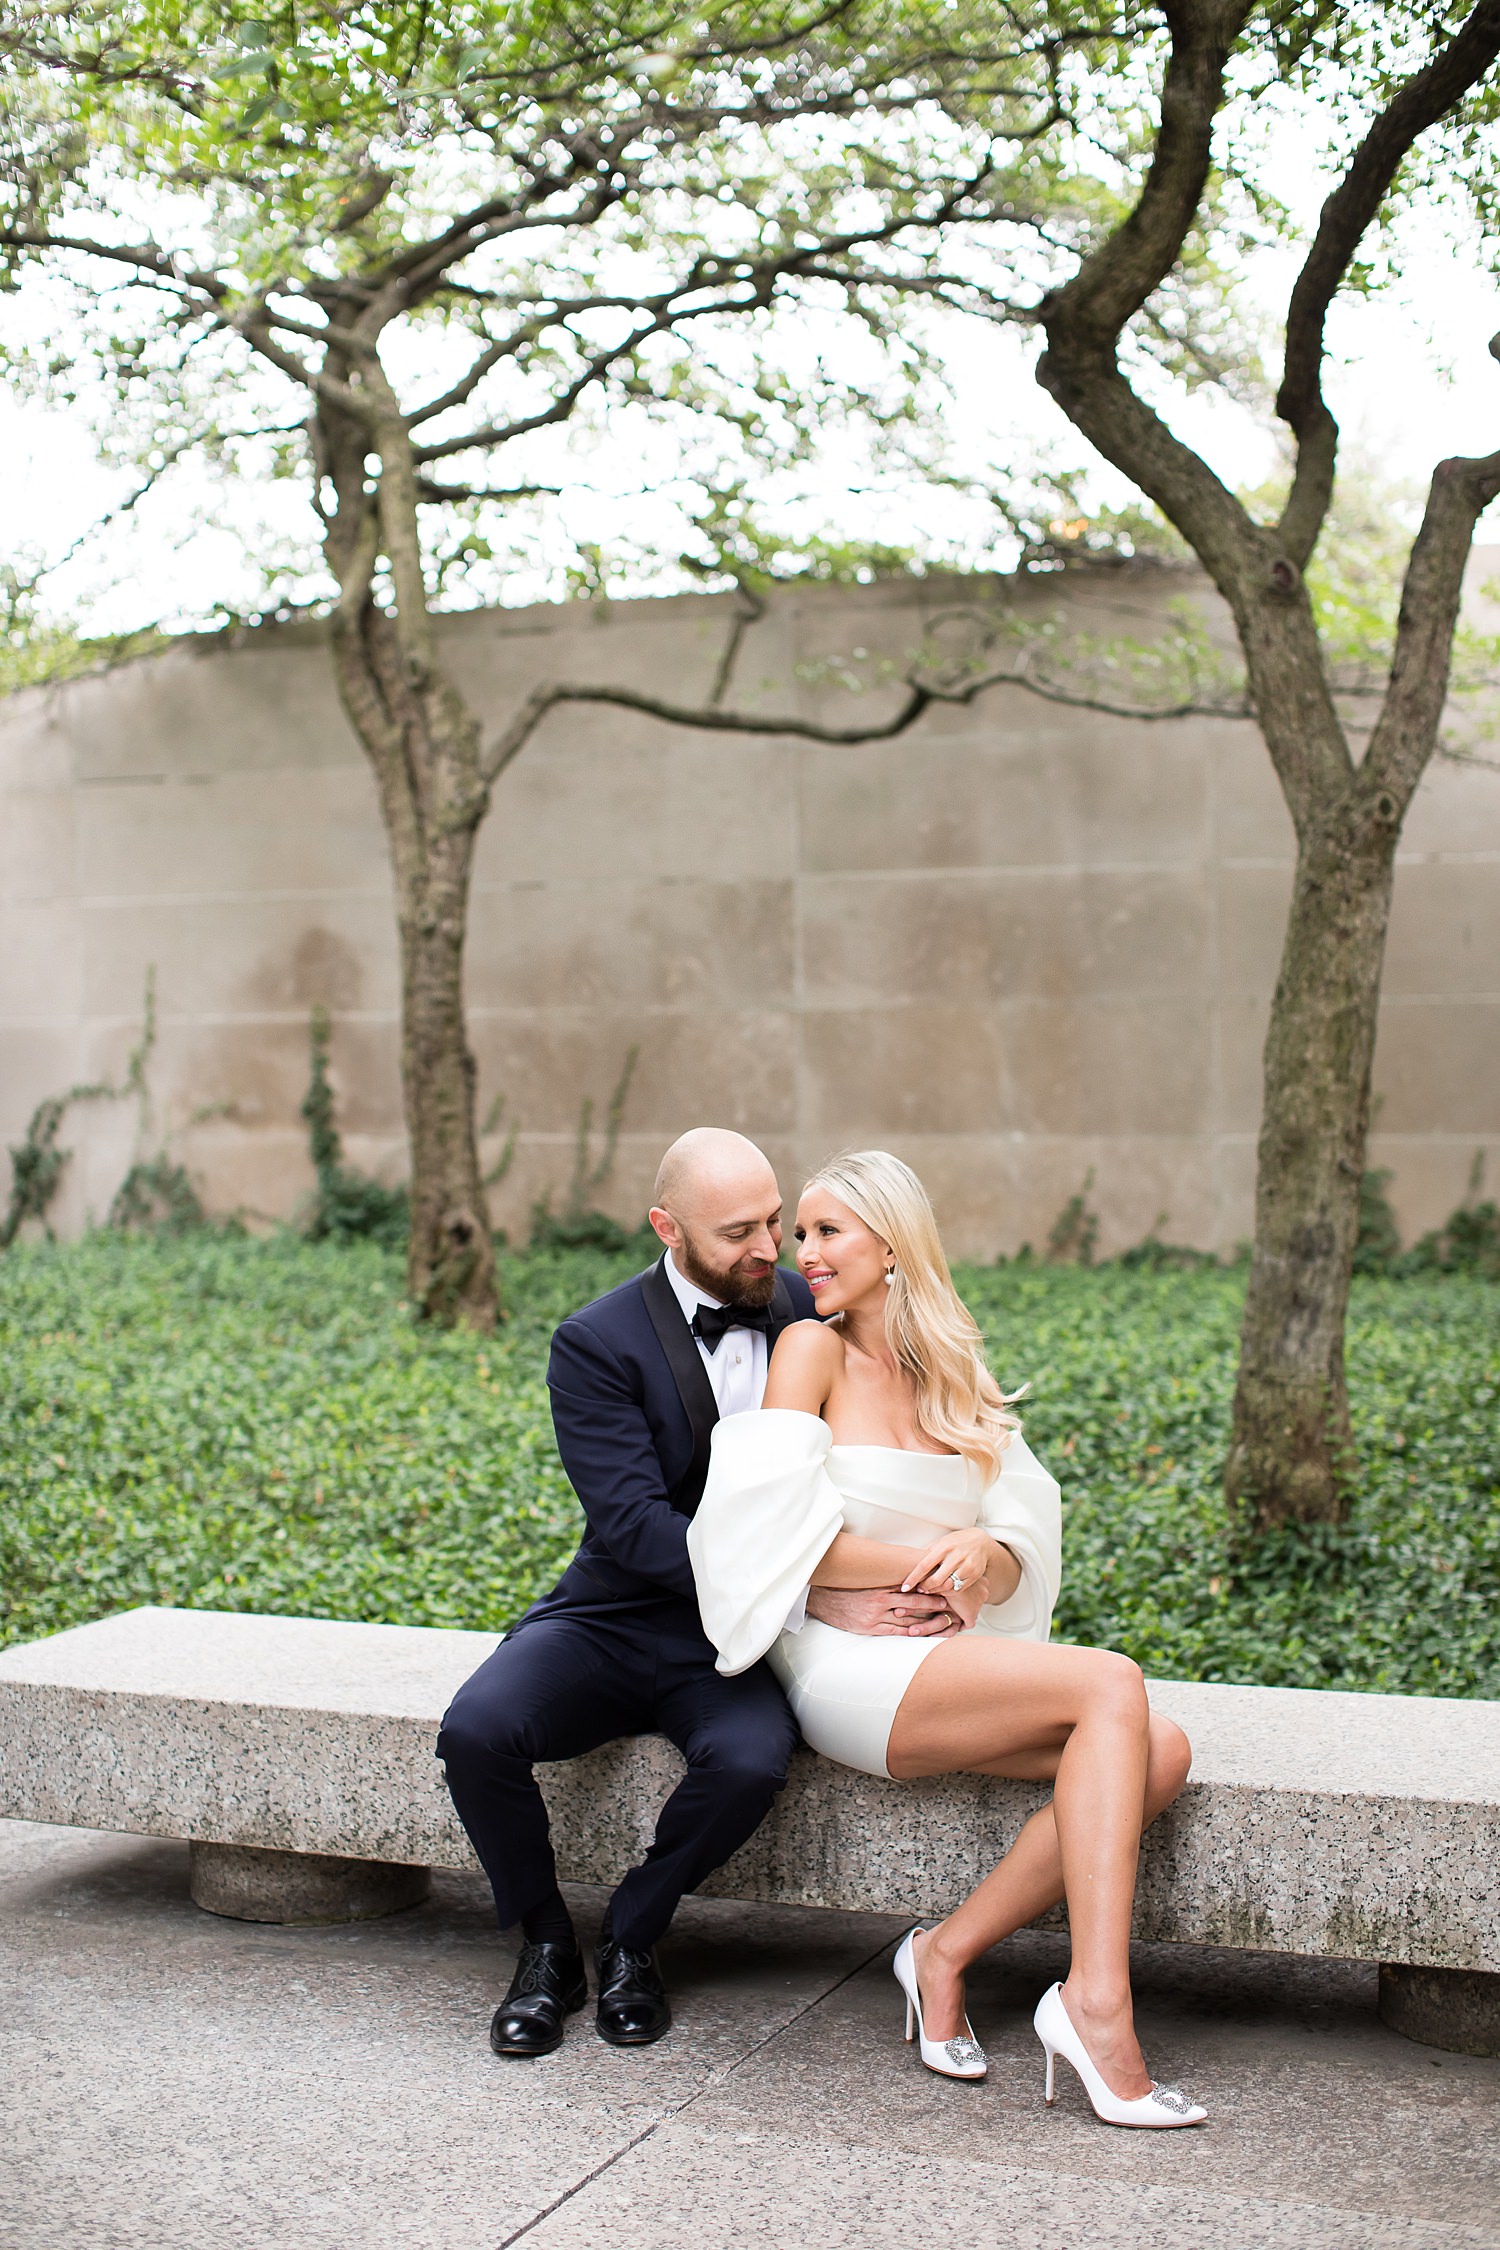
[1147,1714,1192,1800]
[1084,1648,1149,1725]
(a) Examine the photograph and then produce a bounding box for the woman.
[687,1149,1204,2129]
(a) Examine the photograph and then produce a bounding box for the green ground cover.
[2,1235,1496,1695]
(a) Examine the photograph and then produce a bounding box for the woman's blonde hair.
[801,1148,1020,1478]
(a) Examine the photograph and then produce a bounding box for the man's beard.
[674,1225,778,1310]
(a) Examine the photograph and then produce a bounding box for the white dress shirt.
[661,1253,806,1633]
[662,1251,768,1419]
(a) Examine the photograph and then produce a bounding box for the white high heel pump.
[892,1930,987,2080]
[1033,1982,1206,2128]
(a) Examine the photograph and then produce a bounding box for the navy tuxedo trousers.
[437,1603,797,1950]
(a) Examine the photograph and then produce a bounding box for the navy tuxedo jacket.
[531,1256,817,1631]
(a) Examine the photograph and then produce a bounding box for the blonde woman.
[687,1150,1204,2129]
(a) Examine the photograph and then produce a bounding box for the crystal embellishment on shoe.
[1148,2083,1197,2117]
[892,1929,988,2082]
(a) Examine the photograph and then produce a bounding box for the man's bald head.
[653,1127,776,1218]
[650,1128,783,1308]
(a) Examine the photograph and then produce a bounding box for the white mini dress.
[687,1408,1062,1777]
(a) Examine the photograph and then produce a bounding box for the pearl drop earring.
[884,1266,896,1287]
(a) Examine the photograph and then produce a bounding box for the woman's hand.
[901,1529,1014,1630]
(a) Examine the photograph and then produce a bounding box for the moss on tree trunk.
[1226,812,1398,1529]
[395,847,495,1329]
[325,448,500,1327]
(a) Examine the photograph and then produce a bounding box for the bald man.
[438,1130,816,2057]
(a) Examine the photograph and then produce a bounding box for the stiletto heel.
[1032,1983,1205,2128]
[892,1929,987,2081]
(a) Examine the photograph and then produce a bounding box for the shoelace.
[600,1945,654,1982]
[513,1943,576,1997]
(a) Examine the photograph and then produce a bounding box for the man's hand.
[805,1585,961,1637]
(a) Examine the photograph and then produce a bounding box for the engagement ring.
[950,1573,965,1592]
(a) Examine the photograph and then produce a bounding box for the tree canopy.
[4,4,1499,654]
[1,0,1082,623]
[5,3,1500,1499]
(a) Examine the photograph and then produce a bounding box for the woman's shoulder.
[765,1316,843,1409]
[769,1317,842,1372]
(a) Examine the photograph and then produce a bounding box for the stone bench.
[2,1605,1496,2055]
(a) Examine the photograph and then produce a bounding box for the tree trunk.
[396,818,495,1329]
[1026,11,1500,1539]
[312,359,501,1330]
[1225,795,1399,1532]
[329,585,498,1329]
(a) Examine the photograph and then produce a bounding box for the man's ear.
[648,1205,679,1249]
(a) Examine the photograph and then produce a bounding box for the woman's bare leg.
[885,1638,1190,2097]
[924,1711,1189,1952]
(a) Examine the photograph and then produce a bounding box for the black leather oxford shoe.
[595,1939,672,2046]
[489,1940,588,2058]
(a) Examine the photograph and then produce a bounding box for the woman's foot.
[893,1928,986,2080]
[1057,1978,1150,2100]
[912,1924,971,2044]
[1036,1982,1206,2128]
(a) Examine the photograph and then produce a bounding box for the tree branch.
[0,224,377,417]
[13,417,307,587]
[707,581,766,708]
[373,146,630,302]
[365,361,434,676]
[477,644,1254,790]
[959,660,1249,725]
[791,262,1035,323]
[238,317,369,417]
[405,277,794,433]
[1036,3,1256,590]
[0,223,226,298]
[413,164,1001,465]
[414,477,562,505]
[1364,432,1500,812]
[479,678,935,786]
[1043,2,1251,349]
[404,320,550,431]
[1277,0,1500,567]
[414,312,672,463]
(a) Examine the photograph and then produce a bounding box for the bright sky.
[8,146,1500,637]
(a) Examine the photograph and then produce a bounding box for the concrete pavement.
[2,1816,1496,2250]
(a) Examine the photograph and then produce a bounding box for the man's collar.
[661,1249,725,1322]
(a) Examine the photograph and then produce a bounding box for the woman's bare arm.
[811,1529,937,1588]
[762,1318,841,1413]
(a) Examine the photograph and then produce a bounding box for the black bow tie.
[690,1301,774,1353]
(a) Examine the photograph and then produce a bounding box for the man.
[437,1127,958,2056]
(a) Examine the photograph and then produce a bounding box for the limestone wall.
[3,569,1497,1258]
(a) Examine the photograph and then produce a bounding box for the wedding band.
[950,1573,965,1592]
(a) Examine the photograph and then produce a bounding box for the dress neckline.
[827,1440,965,1462]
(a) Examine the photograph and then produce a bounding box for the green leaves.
[0,1235,587,1645]
[2,1237,1496,1698]
[208,12,291,129]
[212,54,273,84]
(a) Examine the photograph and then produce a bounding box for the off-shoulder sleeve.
[687,1409,843,1677]
[976,1432,1062,1642]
